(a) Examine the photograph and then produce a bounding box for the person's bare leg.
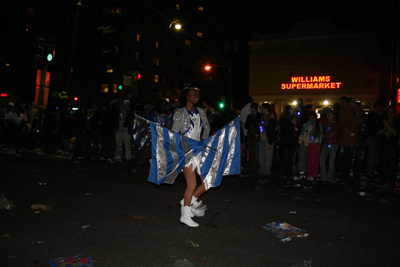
[183,165,197,206]
[193,174,206,198]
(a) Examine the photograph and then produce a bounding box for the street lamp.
[204,64,232,110]
[169,20,181,30]
[163,20,181,95]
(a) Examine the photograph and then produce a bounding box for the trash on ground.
[82,225,90,229]
[31,204,52,211]
[37,182,47,186]
[0,194,17,210]
[85,193,93,196]
[173,259,195,267]
[263,221,309,242]
[289,211,297,214]
[292,196,308,200]
[291,258,312,267]
[359,192,366,197]
[185,239,199,247]
[133,215,145,219]
[2,234,10,238]
[32,241,44,244]
[49,254,94,267]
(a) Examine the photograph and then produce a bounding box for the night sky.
[1,0,394,101]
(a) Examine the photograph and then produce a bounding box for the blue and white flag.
[148,117,241,190]
[132,116,151,150]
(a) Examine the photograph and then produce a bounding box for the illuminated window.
[135,51,140,60]
[107,64,113,73]
[154,74,159,83]
[153,57,160,66]
[103,47,111,54]
[155,41,159,48]
[101,84,109,93]
[183,81,191,87]
[27,8,33,15]
[113,84,118,93]
[185,39,191,46]
[103,7,122,15]
[197,32,203,38]
[103,28,114,34]
[115,46,119,53]
[176,4,179,10]
[198,6,204,12]
[136,34,141,42]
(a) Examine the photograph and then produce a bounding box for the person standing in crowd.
[320,110,342,183]
[58,108,74,155]
[258,103,277,177]
[4,103,27,157]
[364,101,384,180]
[240,96,253,142]
[377,106,400,190]
[279,105,296,179]
[73,106,86,159]
[115,100,135,162]
[244,102,262,172]
[202,98,224,135]
[171,87,210,227]
[99,103,117,162]
[338,97,364,183]
[353,102,367,179]
[298,111,322,181]
[85,101,101,160]
[42,106,58,154]
[339,96,349,114]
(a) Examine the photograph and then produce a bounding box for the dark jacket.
[244,112,262,139]
[279,117,297,150]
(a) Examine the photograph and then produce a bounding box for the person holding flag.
[171,87,210,227]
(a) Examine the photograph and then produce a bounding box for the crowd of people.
[240,96,400,191]
[1,92,399,191]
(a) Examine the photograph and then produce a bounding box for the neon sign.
[281,76,342,90]
[0,93,7,97]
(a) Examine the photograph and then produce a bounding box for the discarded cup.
[359,192,366,197]
[31,204,52,211]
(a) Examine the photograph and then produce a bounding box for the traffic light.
[74,97,79,101]
[219,102,225,109]
[118,85,123,90]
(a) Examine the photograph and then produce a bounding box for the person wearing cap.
[171,87,210,227]
[115,99,135,162]
[244,102,262,173]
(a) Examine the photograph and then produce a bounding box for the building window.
[154,74,160,83]
[102,48,111,54]
[197,32,203,38]
[115,45,119,53]
[176,4,179,10]
[397,88,400,103]
[102,27,114,34]
[155,41,159,49]
[198,6,204,12]
[107,64,113,73]
[101,84,109,93]
[113,84,118,93]
[185,39,191,46]
[136,33,141,42]
[135,51,140,60]
[183,81,191,87]
[103,7,122,15]
[27,8,33,15]
[153,57,160,66]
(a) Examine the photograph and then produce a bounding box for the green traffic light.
[118,85,123,90]
[46,53,53,61]
[219,102,224,109]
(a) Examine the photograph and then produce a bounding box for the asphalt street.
[1,147,399,267]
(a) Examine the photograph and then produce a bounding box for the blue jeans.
[320,144,338,182]
[247,137,260,171]
[258,141,274,176]
[365,136,379,175]
[297,144,308,172]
